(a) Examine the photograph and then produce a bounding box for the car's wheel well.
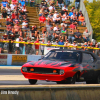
[75,71,80,81]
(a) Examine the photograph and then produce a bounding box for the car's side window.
[82,53,94,63]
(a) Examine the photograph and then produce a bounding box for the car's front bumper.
[22,72,66,81]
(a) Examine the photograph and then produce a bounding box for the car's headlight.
[22,67,27,72]
[59,70,64,75]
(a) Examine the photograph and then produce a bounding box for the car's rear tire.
[86,81,93,84]
[94,75,100,84]
[28,79,37,84]
[56,81,66,84]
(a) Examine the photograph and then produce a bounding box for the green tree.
[84,0,100,41]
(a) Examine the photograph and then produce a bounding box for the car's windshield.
[43,51,81,63]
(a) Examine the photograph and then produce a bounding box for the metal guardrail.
[80,0,93,41]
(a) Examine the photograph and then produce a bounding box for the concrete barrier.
[0,54,42,66]
[0,85,100,100]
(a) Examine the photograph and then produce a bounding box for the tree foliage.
[84,0,100,41]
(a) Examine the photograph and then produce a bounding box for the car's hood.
[23,60,72,68]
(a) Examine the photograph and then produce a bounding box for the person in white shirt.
[10,2,15,11]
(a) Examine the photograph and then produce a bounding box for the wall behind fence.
[80,0,93,41]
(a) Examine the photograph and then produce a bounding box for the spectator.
[15,35,20,54]
[56,0,64,8]
[19,36,25,54]
[2,9,7,18]
[70,22,76,30]
[39,14,46,26]
[25,37,34,54]
[58,39,64,49]
[40,39,45,55]
[19,0,25,7]
[74,29,81,42]
[75,0,80,9]
[1,0,8,12]
[47,40,52,46]
[6,5,11,16]
[30,0,35,7]
[47,12,53,22]
[71,41,77,50]
[31,26,37,39]
[10,2,15,11]
[39,7,44,16]
[68,29,75,43]
[78,13,85,26]
[83,29,92,42]
[47,26,54,41]
[25,0,28,6]
[65,0,70,7]
[93,44,99,56]
[34,38,39,55]
[48,3,55,12]
[53,24,61,39]
[41,0,47,7]
[43,7,49,17]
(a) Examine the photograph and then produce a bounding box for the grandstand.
[0,0,99,56]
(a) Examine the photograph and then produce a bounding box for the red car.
[21,49,100,84]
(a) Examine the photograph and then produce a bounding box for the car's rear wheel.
[28,79,37,84]
[56,81,66,84]
[94,75,100,84]
[86,81,93,84]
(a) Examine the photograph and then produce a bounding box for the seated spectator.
[39,7,44,16]
[10,2,15,11]
[61,11,69,22]
[14,22,20,38]
[47,40,52,46]
[58,39,64,49]
[22,5,27,12]
[47,26,54,41]
[60,27,67,41]
[56,0,64,8]
[19,0,25,7]
[47,12,53,23]
[52,11,59,23]
[18,3,23,10]
[53,24,61,39]
[41,0,47,7]
[70,6,77,13]
[22,19,28,29]
[39,14,46,26]
[2,9,7,18]
[6,5,11,16]
[48,3,55,12]
[68,29,75,43]
[70,22,76,30]
[62,5,68,11]
[69,9,73,18]
[78,13,85,26]
[43,7,49,17]
[1,0,8,12]
[13,15,19,24]
[12,0,18,4]
[83,29,92,42]
[54,14,61,24]
[74,29,81,42]
[31,26,38,39]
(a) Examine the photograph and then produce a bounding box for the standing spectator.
[30,0,35,7]
[56,0,64,8]
[83,29,92,42]
[58,39,64,49]
[75,0,80,9]
[25,37,34,54]
[40,39,45,55]
[65,0,70,7]
[34,38,40,55]
[15,35,20,54]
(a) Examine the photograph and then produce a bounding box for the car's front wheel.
[28,79,37,84]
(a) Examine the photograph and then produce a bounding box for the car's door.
[81,52,95,80]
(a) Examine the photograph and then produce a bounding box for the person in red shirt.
[39,14,46,27]
[70,22,76,30]
[34,38,40,55]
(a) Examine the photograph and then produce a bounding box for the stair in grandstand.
[26,6,40,29]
